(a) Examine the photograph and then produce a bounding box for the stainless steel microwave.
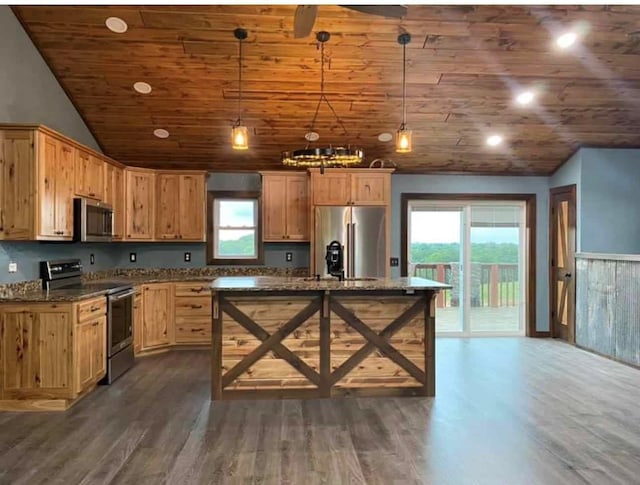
[73,198,113,242]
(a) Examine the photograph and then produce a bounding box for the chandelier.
[282,31,363,169]
[231,27,248,150]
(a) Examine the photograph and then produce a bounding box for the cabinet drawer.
[174,282,211,297]
[76,297,107,323]
[175,296,211,316]
[175,317,211,344]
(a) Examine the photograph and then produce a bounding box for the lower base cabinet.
[0,297,107,411]
[135,281,212,354]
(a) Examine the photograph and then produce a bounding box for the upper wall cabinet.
[155,171,206,241]
[309,168,393,206]
[261,171,309,242]
[74,149,104,200]
[103,163,124,240]
[125,168,155,241]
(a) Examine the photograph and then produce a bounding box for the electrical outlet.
[90,254,95,265]
[8,262,17,273]
[390,257,399,267]
[184,252,191,262]
[286,252,293,262]
[129,252,137,263]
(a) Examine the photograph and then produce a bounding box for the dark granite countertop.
[210,276,451,292]
[0,287,115,303]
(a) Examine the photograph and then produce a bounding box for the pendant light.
[282,31,363,169]
[396,32,412,153]
[231,28,249,150]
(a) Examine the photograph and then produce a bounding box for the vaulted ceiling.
[12,5,640,174]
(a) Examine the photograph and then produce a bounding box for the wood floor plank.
[0,339,639,484]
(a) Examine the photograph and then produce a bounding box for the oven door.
[108,289,135,356]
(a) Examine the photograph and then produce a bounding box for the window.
[207,191,263,265]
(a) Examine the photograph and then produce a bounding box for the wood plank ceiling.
[12,5,640,174]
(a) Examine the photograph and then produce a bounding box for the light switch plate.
[90,254,95,265]
[8,262,17,273]
[129,253,137,263]
[390,257,399,267]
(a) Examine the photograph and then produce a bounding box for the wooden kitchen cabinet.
[155,171,206,241]
[75,316,107,393]
[74,149,104,200]
[125,168,155,240]
[141,284,173,349]
[174,282,212,344]
[133,289,143,355]
[261,171,309,241]
[310,168,393,206]
[103,162,125,239]
[38,133,75,239]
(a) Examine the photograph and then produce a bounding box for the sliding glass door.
[408,201,526,336]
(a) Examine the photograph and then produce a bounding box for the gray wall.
[580,148,640,254]
[0,6,99,150]
[392,174,550,331]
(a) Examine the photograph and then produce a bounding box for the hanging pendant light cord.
[307,37,349,148]
[401,40,406,130]
[236,36,243,126]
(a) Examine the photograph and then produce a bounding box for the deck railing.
[413,263,518,308]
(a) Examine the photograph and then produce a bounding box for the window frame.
[206,190,264,265]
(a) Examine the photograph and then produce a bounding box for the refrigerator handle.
[350,223,356,278]
[345,223,351,278]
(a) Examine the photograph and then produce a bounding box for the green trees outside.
[410,242,518,264]
[218,234,255,256]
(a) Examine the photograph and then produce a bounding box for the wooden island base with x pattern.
[210,277,447,400]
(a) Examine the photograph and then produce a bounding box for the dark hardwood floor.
[1,339,639,484]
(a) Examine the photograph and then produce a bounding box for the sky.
[410,211,520,244]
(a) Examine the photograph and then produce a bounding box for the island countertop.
[210,276,450,292]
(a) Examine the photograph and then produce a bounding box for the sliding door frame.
[400,193,538,338]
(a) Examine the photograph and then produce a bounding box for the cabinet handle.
[190,304,203,309]
[89,192,96,197]
[90,306,100,312]
[190,288,205,293]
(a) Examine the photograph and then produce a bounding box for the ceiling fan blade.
[294,5,318,38]
[341,5,407,19]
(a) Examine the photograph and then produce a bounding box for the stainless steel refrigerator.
[314,206,387,278]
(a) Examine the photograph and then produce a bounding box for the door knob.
[564,273,572,278]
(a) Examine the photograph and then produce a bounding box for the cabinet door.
[285,174,309,240]
[155,173,181,239]
[125,169,155,240]
[142,284,172,349]
[262,175,287,240]
[113,166,124,239]
[76,321,94,393]
[87,156,104,200]
[0,129,35,239]
[56,141,75,237]
[92,316,107,381]
[133,291,143,354]
[179,174,205,241]
[38,133,58,237]
[311,173,350,205]
[350,172,389,205]
[103,163,114,205]
[74,148,91,198]
[1,310,73,398]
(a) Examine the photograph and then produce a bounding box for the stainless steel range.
[40,259,135,384]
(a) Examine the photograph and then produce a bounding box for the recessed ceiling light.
[378,133,393,142]
[133,82,152,94]
[486,135,503,147]
[153,129,169,139]
[304,131,319,142]
[516,90,535,106]
[105,17,128,34]
[556,31,577,49]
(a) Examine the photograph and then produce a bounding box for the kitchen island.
[210,276,450,400]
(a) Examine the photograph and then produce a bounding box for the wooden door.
[0,129,35,239]
[156,173,181,239]
[550,185,576,343]
[133,290,143,354]
[92,316,107,380]
[351,172,389,205]
[285,174,309,240]
[125,169,155,240]
[262,175,287,240]
[56,141,75,238]
[311,173,351,205]
[38,133,58,238]
[76,321,94,392]
[179,174,206,241]
[113,166,124,239]
[142,284,172,348]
